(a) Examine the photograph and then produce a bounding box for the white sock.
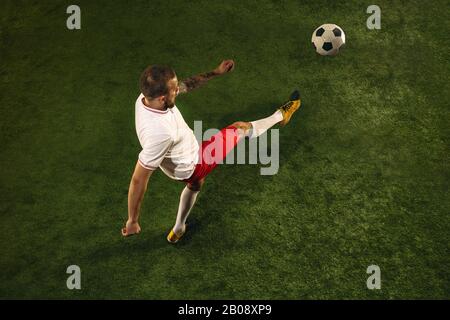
[173,186,199,234]
[248,110,283,139]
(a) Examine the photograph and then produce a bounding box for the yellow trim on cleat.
[167,226,186,244]
[278,98,301,126]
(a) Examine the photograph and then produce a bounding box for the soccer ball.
[312,24,346,56]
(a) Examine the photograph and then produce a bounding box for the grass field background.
[0,0,448,299]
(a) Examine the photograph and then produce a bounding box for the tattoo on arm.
[179,71,218,93]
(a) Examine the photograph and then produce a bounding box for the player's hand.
[121,220,141,237]
[214,59,235,75]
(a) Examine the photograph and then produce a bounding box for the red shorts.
[184,125,241,184]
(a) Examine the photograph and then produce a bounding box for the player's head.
[140,65,179,109]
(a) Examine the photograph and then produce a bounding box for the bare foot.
[121,220,141,237]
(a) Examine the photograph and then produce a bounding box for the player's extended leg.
[246,89,302,138]
[167,90,301,243]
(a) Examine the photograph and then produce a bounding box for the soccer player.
[122,60,301,243]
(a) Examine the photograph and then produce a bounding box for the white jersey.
[135,94,199,180]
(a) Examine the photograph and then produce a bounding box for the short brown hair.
[139,65,176,98]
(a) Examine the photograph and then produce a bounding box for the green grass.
[0,0,449,299]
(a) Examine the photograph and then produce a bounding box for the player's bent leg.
[187,177,205,192]
[167,178,205,244]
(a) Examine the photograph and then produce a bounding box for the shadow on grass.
[84,229,170,261]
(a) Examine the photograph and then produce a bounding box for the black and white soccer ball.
[312,24,346,56]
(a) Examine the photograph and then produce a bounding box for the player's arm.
[178,59,235,94]
[122,161,154,236]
